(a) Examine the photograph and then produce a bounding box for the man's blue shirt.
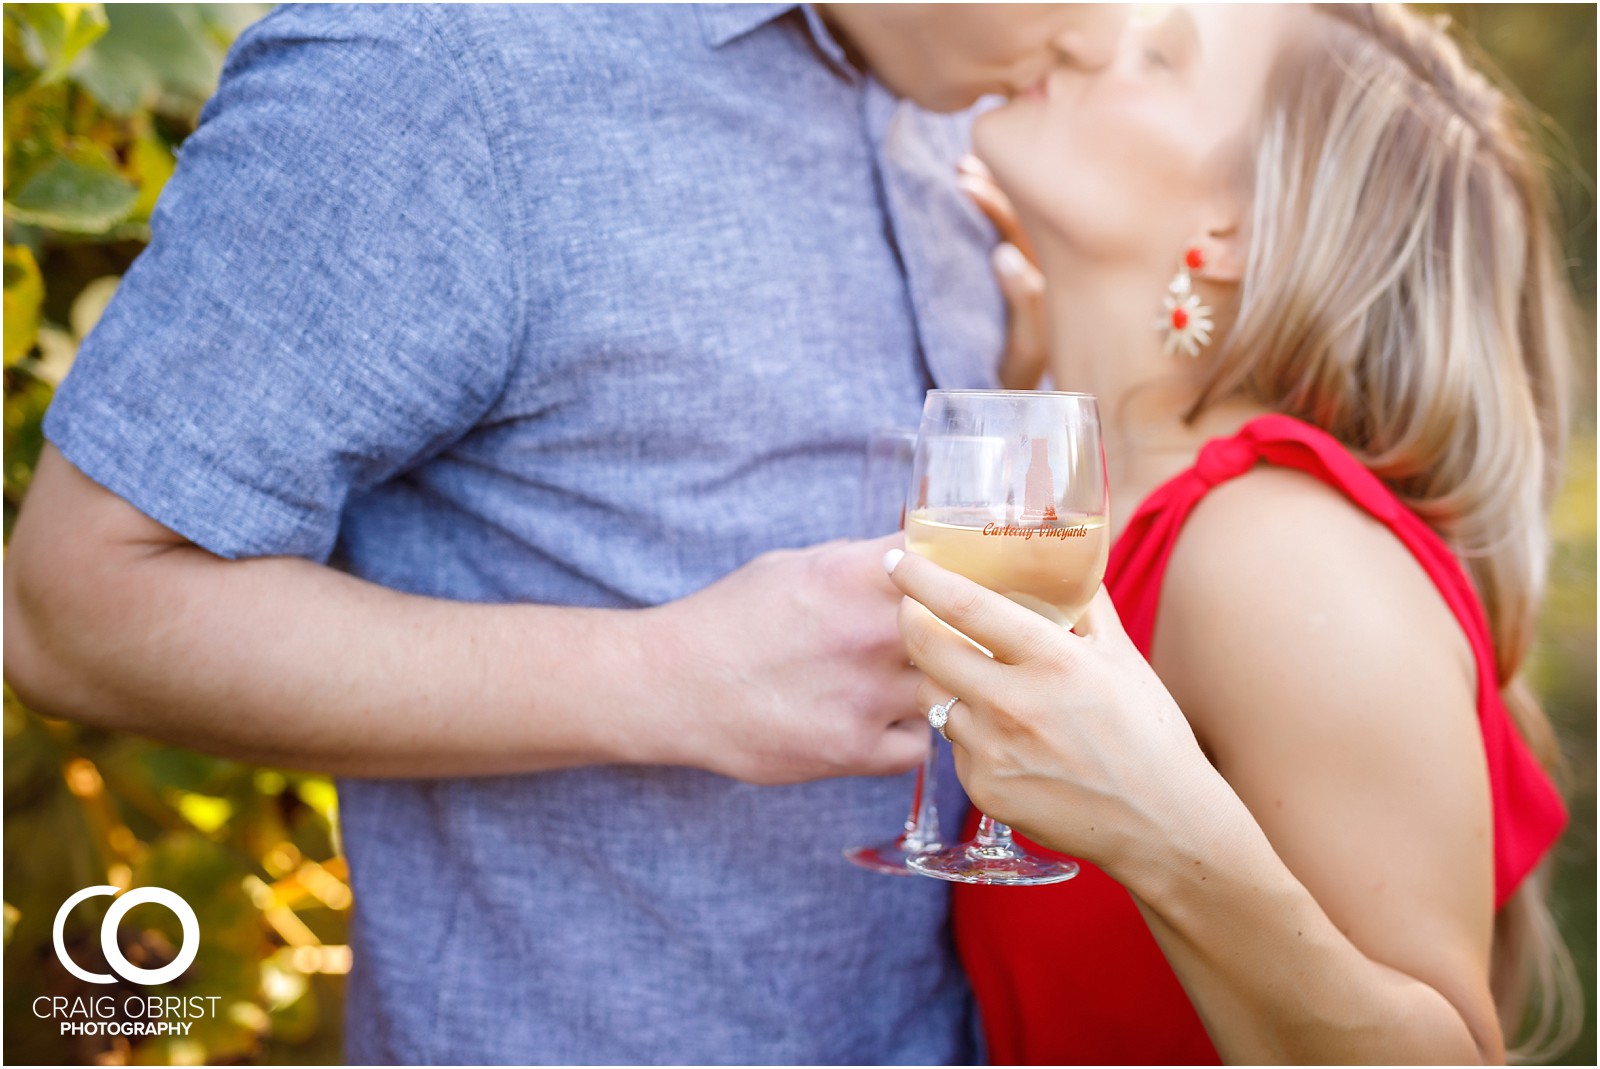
[45,4,1004,1062]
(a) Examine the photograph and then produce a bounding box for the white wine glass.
[904,389,1108,886]
[844,428,945,874]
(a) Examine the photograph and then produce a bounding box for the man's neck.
[810,4,870,75]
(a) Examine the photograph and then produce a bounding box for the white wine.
[899,393,1104,885]
[904,507,1109,628]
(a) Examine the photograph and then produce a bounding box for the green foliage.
[0,4,1594,1067]
[4,243,43,366]
[2,5,347,1065]
[7,153,138,232]
[10,4,107,88]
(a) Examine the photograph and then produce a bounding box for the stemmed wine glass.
[904,389,1108,886]
[844,428,944,874]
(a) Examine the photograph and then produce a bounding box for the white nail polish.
[882,548,905,574]
[993,242,1026,277]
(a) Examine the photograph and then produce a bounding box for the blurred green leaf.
[4,152,137,232]
[174,792,234,836]
[4,7,320,1062]
[2,244,43,367]
[261,950,320,1045]
[67,272,117,339]
[14,3,106,86]
[2,692,63,812]
[3,368,51,530]
[128,133,175,221]
[295,780,339,827]
[4,10,42,101]
[132,835,274,1062]
[72,4,226,115]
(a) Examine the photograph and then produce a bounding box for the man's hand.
[645,534,929,786]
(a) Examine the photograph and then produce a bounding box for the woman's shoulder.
[1150,462,1477,764]
[1170,462,1411,595]
[1144,460,1499,1008]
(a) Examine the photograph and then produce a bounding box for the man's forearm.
[6,543,665,778]
[7,445,926,785]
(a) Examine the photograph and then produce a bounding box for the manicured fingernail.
[993,242,1027,278]
[882,548,905,574]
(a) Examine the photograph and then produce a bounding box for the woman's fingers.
[897,594,1003,697]
[993,242,1048,390]
[956,154,1038,263]
[956,153,991,182]
[1072,584,1130,644]
[956,155,1049,389]
[957,173,1016,238]
[915,676,970,748]
[885,549,1062,666]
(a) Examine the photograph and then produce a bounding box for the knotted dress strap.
[1105,414,1566,905]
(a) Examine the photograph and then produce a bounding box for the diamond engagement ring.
[927,697,959,743]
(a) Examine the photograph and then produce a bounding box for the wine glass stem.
[974,815,1015,852]
[902,729,941,848]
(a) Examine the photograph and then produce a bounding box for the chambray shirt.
[45,4,1004,1063]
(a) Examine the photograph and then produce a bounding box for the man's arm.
[6,445,928,782]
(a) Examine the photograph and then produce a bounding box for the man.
[5,5,1121,1062]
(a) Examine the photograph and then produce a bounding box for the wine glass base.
[843,837,943,877]
[908,843,1080,886]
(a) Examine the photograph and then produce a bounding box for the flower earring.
[1159,247,1214,358]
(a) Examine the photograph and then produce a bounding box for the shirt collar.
[697,3,795,47]
[698,3,857,79]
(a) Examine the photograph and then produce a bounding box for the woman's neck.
[1039,260,1271,526]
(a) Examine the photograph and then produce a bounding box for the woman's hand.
[884,547,1231,879]
[887,524,1504,1065]
[958,155,1048,391]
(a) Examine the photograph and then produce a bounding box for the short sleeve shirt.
[45,4,1004,1063]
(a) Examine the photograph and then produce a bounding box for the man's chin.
[899,81,986,114]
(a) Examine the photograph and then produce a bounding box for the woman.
[888,4,1580,1063]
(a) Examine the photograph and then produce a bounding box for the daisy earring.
[1159,247,1214,358]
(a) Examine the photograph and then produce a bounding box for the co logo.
[52,886,199,986]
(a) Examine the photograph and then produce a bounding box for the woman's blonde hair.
[1195,4,1582,1059]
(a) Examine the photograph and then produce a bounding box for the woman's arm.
[886,469,1502,1064]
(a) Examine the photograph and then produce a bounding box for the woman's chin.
[970,103,1022,172]
[971,105,1058,203]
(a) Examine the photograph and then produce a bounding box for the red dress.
[953,414,1568,1065]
